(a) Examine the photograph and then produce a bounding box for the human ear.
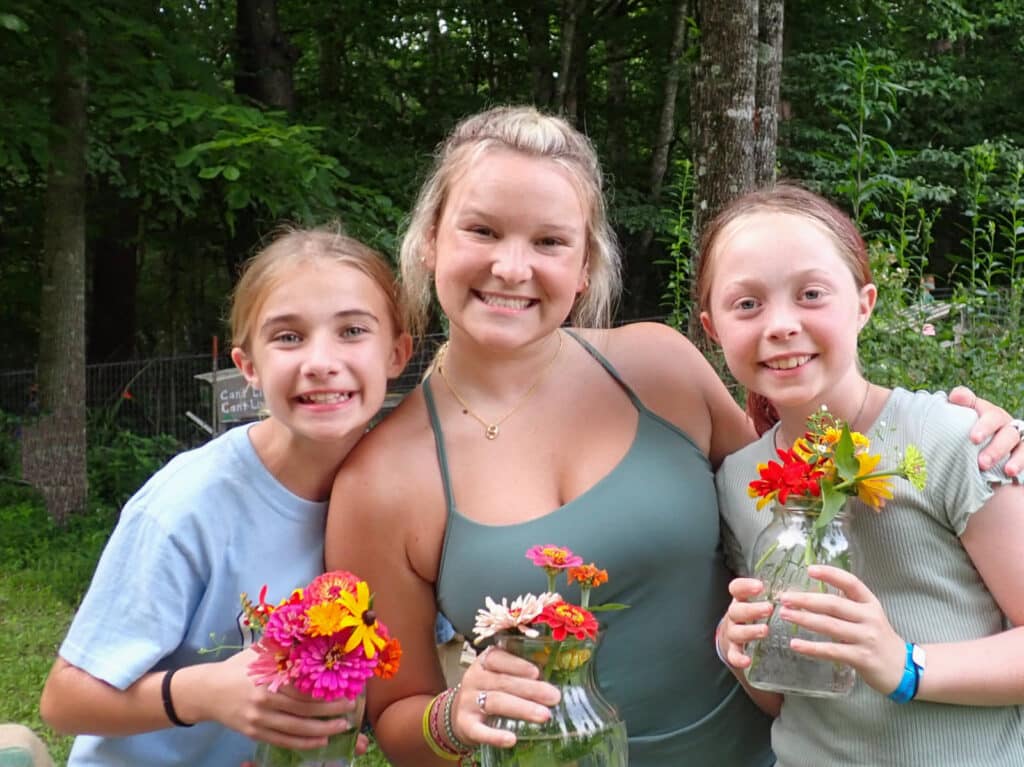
[387,332,414,379]
[231,347,260,390]
[699,311,720,344]
[857,283,878,331]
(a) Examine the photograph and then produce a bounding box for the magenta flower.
[525,545,583,570]
[291,635,378,701]
[264,602,309,647]
[247,638,297,693]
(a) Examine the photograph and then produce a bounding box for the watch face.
[912,644,927,669]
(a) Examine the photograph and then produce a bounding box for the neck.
[440,329,563,400]
[772,377,878,448]
[247,419,361,501]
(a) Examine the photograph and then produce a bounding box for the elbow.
[39,680,71,734]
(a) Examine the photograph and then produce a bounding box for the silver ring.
[476,690,488,713]
[1011,418,1024,442]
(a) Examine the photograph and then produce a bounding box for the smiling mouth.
[763,355,813,371]
[475,291,536,310]
[296,392,353,404]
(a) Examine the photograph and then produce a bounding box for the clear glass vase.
[480,633,628,767]
[252,694,365,767]
[744,499,860,698]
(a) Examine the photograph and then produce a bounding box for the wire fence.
[0,333,450,447]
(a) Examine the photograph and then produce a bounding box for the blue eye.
[275,332,301,344]
[736,298,759,311]
[341,326,368,339]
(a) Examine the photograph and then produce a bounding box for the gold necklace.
[436,332,564,440]
[774,380,873,451]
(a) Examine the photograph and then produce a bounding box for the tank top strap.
[564,329,647,414]
[422,376,456,514]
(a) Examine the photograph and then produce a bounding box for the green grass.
[0,569,76,763]
[0,484,392,766]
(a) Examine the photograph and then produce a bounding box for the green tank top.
[429,331,774,766]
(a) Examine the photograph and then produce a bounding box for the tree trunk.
[23,17,88,523]
[691,0,758,239]
[689,0,758,342]
[754,0,783,188]
[517,2,555,107]
[555,0,588,119]
[604,0,629,179]
[637,0,690,256]
[234,0,297,111]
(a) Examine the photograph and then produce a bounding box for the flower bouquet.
[743,409,927,697]
[242,571,402,767]
[473,545,628,767]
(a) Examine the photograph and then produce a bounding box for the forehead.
[255,261,390,319]
[713,211,843,268]
[445,147,587,221]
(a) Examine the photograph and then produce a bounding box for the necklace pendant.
[485,424,500,440]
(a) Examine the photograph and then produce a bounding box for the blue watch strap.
[888,642,922,704]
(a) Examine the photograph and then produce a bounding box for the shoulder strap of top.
[564,329,646,412]
[422,376,455,514]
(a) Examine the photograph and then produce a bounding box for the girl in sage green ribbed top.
[698,185,1024,767]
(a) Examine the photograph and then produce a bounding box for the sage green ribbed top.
[431,331,774,767]
[717,388,1024,766]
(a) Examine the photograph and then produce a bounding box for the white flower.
[471,592,561,645]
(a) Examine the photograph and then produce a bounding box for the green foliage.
[655,160,695,331]
[87,428,180,509]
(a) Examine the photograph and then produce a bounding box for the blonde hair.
[229,226,404,351]
[399,105,621,338]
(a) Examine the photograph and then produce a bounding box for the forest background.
[1,1,1024,761]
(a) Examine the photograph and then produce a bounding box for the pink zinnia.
[264,602,309,647]
[525,544,583,570]
[247,638,297,693]
[291,635,378,701]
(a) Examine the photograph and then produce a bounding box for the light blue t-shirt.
[60,424,328,767]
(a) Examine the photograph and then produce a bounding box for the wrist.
[888,642,926,704]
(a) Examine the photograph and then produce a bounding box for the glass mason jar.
[481,633,628,767]
[744,499,860,698]
[252,694,365,767]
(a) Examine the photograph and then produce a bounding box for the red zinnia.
[534,600,599,641]
[747,447,824,509]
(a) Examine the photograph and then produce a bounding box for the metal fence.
[0,333,450,447]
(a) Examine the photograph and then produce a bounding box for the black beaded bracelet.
[160,668,194,728]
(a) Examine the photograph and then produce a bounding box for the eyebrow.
[457,207,582,235]
[259,309,380,334]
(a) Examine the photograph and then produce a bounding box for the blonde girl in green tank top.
[699,184,1024,766]
[325,110,1024,767]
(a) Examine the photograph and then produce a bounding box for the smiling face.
[425,148,589,352]
[700,211,877,421]
[231,260,410,448]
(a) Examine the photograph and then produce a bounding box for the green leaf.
[588,603,630,612]
[833,425,859,481]
[198,165,223,179]
[173,148,198,168]
[815,482,846,529]
[221,165,240,181]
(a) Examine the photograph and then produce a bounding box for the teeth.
[765,355,811,370]
[481,294,532,310]
[300,392,351,404]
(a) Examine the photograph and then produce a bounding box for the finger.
[729,577,766,600]
[778,605,863,643]
[476,647,542,679]
[799,565,872,600]
[724,620,769,648]
[947,385,975,409]
[978,421,1019,470]
[727,600,773,626]
[355,733,369,756]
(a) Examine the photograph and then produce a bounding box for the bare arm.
[40,651,358,748]
[948,386,1024,476]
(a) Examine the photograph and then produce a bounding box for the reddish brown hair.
[695,183,872,435]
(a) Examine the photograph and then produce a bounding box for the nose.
[764,302,801,340]
[301,332,341,378]
[490,238,532,284]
